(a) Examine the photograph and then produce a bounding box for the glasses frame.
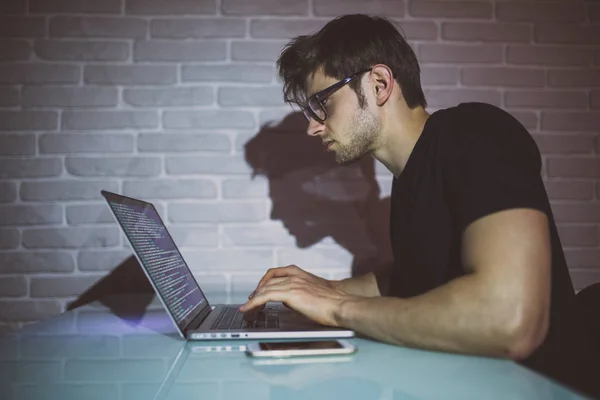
[303,68,372,123]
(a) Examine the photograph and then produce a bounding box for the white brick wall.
[0,0,599,331]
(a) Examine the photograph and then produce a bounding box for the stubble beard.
[335,106,381,165]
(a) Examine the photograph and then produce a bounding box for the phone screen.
[259,340,343,351]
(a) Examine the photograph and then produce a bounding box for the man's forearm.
[333,272,381,297]
[335,273,546,359]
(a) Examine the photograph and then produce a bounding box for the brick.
[0,39,31,60]
[23,86,118,108]
[534,134,595,155]
[0,300,62,322]
[50,16,146,39]
[123,179,217,199]
[0,63,80,84]
[542,112,600,132]
[0,87,19,106]
[123,87,214,107]
[0,359,63,382]
[461,67,545,87]
[0,0,26,14]
[424,89,501,108]
[222,0,307,15]
[22,227,120,249]
[0,134,35,155]
[419,44,502,64]
[0,277,27,297]
[126,0,216,15]
[151,18,244,39]
[134,40,226,61]
[0,158,61,178]
[168,202,266,223]
[34,40,129,61]
[62,110,159,130]
[507,45,593,67]
[231,40,288,62]
[0,205,63,226]
[163,110,255,129]
[393,21,438,40]
[0,182,16,203]
[548,69,600,88]
[505,90,588,109]
[30,0,122,14]
[222,178,268,199]
[31,276,104,298]
[85,65,176,85]
[565,250,600,268]
[40,133,134,154]
[168,226,218,248]
[182,249,273,272]
[65,156,161,177]
[257,109,298,128]
[0,111,58,131]
[277,248,354,268]
[0,229,19,249]
[166,155,251,175]
[547,157,600,179]
[571,268,600,292]
[552,204,600,223]
[231,273,264,293]
[21,181,119,201]
[67,204,114,225]
[218,86,284,107]
[410,1,492,18]
[224,225,294,246]
[593,90,600,109]
[420,66,459,85]
[557,225,597,247]
[316,0,404,16]
[508,111,538,130]
[182,64,274,83]
[0,17,46,37]
[535,24,600,45]
[496,2,585,22]
[138,133,230,152]
[0,252,75,274]
[77,250,133,271]
[250,19,325,39]
[442,22,530,43]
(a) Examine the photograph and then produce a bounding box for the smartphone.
[245,339,356,358]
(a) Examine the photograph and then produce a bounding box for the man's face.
[304,69,381,165]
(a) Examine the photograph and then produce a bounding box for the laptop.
[101,190,355,341]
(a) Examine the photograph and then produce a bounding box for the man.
[240,15,599,398]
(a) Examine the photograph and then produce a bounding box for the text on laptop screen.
[108,200,206,326]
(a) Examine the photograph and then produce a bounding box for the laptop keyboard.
[210,306,279,330]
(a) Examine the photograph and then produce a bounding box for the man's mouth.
[323,140,334,150]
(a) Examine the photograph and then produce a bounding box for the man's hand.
[239,265,357,327]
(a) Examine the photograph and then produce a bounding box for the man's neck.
[372,106,430,178]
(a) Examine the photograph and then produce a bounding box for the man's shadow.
[67,255,156,326]
[245,111,393,279]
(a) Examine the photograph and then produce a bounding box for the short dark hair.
[277,14,427,110]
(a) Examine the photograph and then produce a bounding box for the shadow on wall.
[244,111,393,279]
[67,255,155,325]
[67,111,393,321]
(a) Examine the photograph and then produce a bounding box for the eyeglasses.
[303,68,371,123]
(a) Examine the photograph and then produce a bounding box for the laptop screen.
[102,191,208,334]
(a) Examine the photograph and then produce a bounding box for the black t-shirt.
[380,102,599,398]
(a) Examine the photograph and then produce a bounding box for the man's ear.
[370,64,394,107]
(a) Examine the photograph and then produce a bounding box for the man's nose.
[306,117,324,137]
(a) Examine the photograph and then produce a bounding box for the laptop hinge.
[188,304,212,330]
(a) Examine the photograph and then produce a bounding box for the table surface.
[0,299,591,400]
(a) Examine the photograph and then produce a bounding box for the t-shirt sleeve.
[446,104,548,233]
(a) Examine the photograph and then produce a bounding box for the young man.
[240,15,598,398]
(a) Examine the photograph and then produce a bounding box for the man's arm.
[333,272,381,297]
[336,208,551,359]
